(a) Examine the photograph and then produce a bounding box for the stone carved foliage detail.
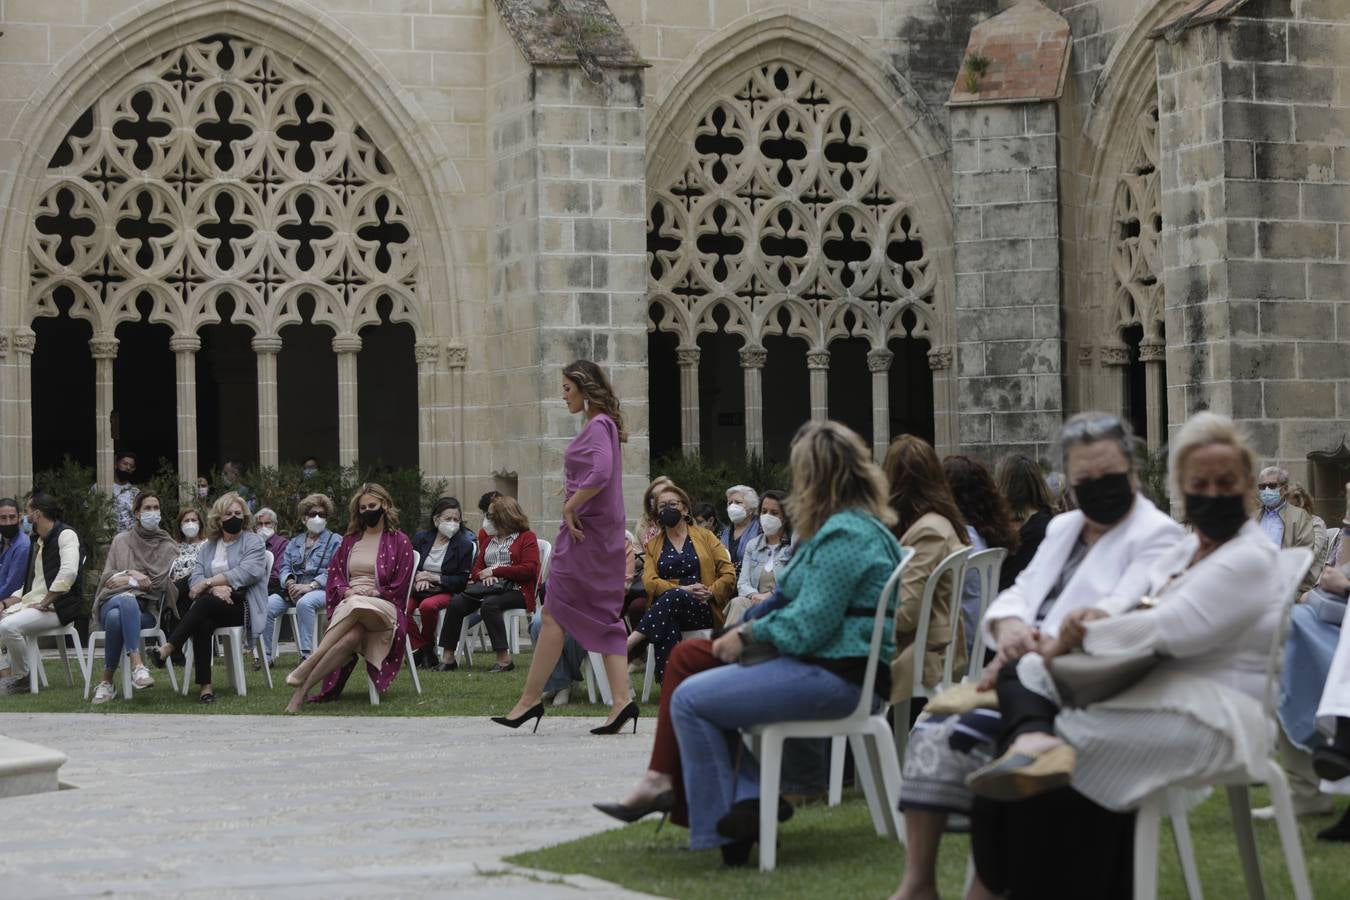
[1109,100,1163,342]
[29,34,419,337]
[648,63,936,354]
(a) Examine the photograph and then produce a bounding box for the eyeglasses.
[1257,482,1282,490]
[657,502,683,511]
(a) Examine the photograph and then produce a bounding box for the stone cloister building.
[0,0,1346,523]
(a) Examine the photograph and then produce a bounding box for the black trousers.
[994,657,1062,750]
[438,589,526,653]
[168,592,246,685]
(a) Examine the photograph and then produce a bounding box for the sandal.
[198,691,216,705]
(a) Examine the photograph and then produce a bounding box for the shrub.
[650,453,791,514]
[30,457,115,596]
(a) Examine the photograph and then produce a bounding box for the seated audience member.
[725,490,793,625]
[963,412,1282,898]
[301,457,320,480]
[155,492,267,702]
[408,497,475,669]
[637,477,675,547]
[1311,593,1350,841]
[195,476,211,501]
[220,461,257,511]
[720,484,762,573]
[628,484,735,682]
[433,496,539,673]
[995,455,1057,590]
[476,490,502,536]
[253,507,291,595]
[284,484,414,712]
[262,494,342,665]
[669,421,906,865]
[90,491,176,704]
[944,455,1019,654]
[622,529,648,629]
[0,498,32,601]
[892,413,1181,900]
[0,493,82,694]
[886,436,970,706]
[1288,483,1330,568]
[1256,465,1318,593]
[111,450,139,533]
[692,502,719,534]
[532,607,588,707]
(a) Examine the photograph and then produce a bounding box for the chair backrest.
[1325,527,1341,568]
[1265,547,1315,719]
[264,551,274,582]
[407,551,421,605]
[848,550,911,722]
[536,539,553,587]
[963,547,1008,681]
[913,546,972,696]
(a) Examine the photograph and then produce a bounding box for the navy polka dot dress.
[637,535,713,681]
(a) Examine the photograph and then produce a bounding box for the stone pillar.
[867,349,894,462]
[739,347,767,458]
[446,343,467,498]
[806,350,830,421]
[252,334,282,469]
[676,347,700,456]
[415,338,442,478]
[170,334,201,497]
[13,328,35,489]
[951,101,1063,461]
[1098,343,1130,433]
[332,333,362,468]
[89,334,118,490]
[1139,340,1166,454]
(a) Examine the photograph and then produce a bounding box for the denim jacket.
[279,529,342,589]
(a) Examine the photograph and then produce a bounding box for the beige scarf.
[94,524,179,618]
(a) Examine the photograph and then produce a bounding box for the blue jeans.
[100,594,155,671]
[671,656,861,849]
[530,609,587,695]
[263,589,326,660]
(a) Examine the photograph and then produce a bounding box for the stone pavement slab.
[0,714,660,898]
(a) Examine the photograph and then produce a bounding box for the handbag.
[464,580,509,601]
[1048,650,1159,708]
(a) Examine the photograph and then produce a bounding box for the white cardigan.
[982,495,1182,643]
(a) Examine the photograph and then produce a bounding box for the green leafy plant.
[650,453,791,514]
[30,457,116,597]
[1138,446,1171,514]
[964,51,991,93]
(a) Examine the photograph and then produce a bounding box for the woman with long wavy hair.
[943,455,1019,653]
[494,360,637,734]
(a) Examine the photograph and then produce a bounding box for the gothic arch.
[645,12,956,458]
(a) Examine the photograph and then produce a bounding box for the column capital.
[1077,343,1095,367]
[806,349,831,370]
[169,333,202,353]
[12,328,35,354]
[251,333,283,354]
[0,333,8,359]
[866,349,894,373]
[1138,340,1166,363]
[739,346,768,369]
[89,335,119,359]
[332,333,363,354]
[446,341,468,368]
[1099,343,1131,367]
[415,339,442,365]
[927,346,952,371]
[675,347,701,367]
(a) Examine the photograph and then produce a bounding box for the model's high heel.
[593,789,675,832]
[491,703,544,733]
[591,700,639,735]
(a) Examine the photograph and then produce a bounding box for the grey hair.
[1259,466,1289,486]
[254,506,278,523]
[725,484,760,511]
[1056,411,1138,471]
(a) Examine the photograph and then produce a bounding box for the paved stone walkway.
[0,713,658,898]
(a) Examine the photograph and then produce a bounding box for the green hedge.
[649,454,790,512]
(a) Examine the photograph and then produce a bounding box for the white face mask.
[438,520,460,539]
[306,516,326,535]
[482,516,498,537]
[726,503,748,524]
[139,511,162,531]
[257,526,274,540]
[181,520,200,539]
[196,486,209,499]
[760,514,783,537]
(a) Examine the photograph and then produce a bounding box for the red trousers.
[650,637,726,828]
[407,593,452,651]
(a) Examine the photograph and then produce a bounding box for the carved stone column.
[12,329,35,489]
[89,334,119,490]
[1099,343,1131,429]
[1139,339,1167,453]
[740,347,768,458]
[332,333,362,468]
[252,334,283,469]
[806,349,830,422]
[415,338,441,478]
[170,333,201,498]
[676,346,701,456]
[867,349,894,462]
[446,342,467,496]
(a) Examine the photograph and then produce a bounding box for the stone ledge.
[0,734,67,799]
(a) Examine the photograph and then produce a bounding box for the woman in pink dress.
[494,360,635,734]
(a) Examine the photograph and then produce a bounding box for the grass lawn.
[510,792,1350,899]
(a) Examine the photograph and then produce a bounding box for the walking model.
[494,360,637,734]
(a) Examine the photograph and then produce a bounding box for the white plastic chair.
[270,605,322,663]
[84,596,179,699]
[745,550,913,871]
[368,550,422,705]
[894,546,972,760]
[180,550,274,697]
[1133,547,1314,900]
[467,538,552,656]
[963,547,1007,682]
[637,628,714,703]
[26,622,90,696]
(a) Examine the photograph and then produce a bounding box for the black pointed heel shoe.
[591,700,639,735]
[490,703,544,733]
[594,789,676,832]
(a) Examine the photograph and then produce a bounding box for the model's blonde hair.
[345,483,400,535]
[786,421,895,541]
[205,491,254,540]
[564,359,628,443]
[1168,411,1259,514]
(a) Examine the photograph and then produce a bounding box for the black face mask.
[360,508,385,529]
[0,523,18,541]
[658,507,683,528]
[221,516,244,535]
[114,469,132,483]
[1185,493,1248,543]
[1073,472,1135,526]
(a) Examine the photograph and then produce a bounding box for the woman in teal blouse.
[669,420,905,865]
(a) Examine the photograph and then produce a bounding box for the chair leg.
[849,732,890,838]
[256,635,273,690]
[963,854,976,897]
[228,633,247,697]
[368,677,380,706]
[26,643,41,694]
[642,644,655,704]
[1264,765,1314,900]
[120,660,133,700]
[1166,790,1204,900]
[180,644,193,696]
[405,635,422,695]
[587,652,613,706]
[892,699,911,763]
[828,735,846,806]
[865,717,907,841]
[1133,795,1162,900]
[1225,785,1267,900]
[758,733,784,872]
[58,641,73,686]
[84,634,100,700]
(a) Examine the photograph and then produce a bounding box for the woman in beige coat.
[883,435,970,705]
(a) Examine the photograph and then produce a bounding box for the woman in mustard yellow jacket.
[628,482,737,682]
